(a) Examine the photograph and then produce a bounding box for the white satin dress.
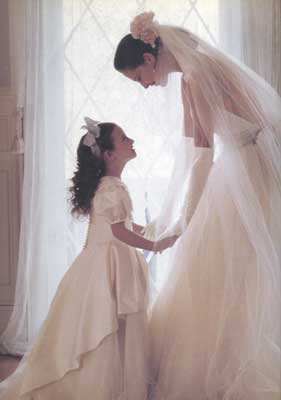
[0,176,149,400]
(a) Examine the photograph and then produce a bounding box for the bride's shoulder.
[182,53,217,85]
[181,72,203,97]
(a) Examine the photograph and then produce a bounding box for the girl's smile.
[111,125,136,161]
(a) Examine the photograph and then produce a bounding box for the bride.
[114,12,281,400]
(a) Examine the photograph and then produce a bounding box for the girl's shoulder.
[92,176,132,217]
[93,176,131,206]
[97,176,128,195]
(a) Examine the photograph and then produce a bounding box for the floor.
[0,355,21,382]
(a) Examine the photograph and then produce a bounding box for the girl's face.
[110,125,136,162]
[122,53,157,89]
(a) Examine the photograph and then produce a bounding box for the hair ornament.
[130,11,158,47]
[82,117,101,157]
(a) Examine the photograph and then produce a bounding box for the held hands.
[153,235,178,253]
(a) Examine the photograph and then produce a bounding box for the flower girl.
[0,118,177,400]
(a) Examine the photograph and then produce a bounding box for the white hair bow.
[82,117,101,157]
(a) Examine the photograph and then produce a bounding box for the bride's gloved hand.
[157,219,184,239]
[153,235,178,253]
[141,220,167,241]
[141,220,157,240]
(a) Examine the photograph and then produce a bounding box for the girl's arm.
[111,222,177,252]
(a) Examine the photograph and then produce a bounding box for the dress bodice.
[84,177,133,248]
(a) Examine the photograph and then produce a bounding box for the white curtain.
[219,0,281,93]
[0,0,68,355]
[1,0,279,355]
[240,0,281,93]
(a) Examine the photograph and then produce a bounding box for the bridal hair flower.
[130,11,158,47]
[82,117,101,157]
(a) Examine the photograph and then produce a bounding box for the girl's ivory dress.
[0,176,148,400]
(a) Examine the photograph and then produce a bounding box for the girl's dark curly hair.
[70,122,115,216]
[114,34,161,71]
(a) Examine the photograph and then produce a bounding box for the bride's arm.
[146,76,215,239]
[181,77,194,138]
[168,75,214,235]
[182,74,214,147]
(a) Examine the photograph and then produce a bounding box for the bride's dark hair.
[70,122,115,216]
[114,34,161,71]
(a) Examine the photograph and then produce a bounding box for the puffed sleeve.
[93,181,132,224]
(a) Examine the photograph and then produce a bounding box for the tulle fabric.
[142,22,281,400]
[0,177,149,400]
[149,133,280,400]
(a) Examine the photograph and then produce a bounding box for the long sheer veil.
[149,21,281,284]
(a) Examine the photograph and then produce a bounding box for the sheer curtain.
[219,0,281,93]
[240,0,281,93]
[1,0,279,355]
[0,0,68,355]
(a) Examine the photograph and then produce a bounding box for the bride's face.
[122,53,168,88]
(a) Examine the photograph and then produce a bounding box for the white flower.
[130,11,157,47]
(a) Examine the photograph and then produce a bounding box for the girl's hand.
[153,235,178,253]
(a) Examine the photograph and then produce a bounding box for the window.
[63,1,219,287]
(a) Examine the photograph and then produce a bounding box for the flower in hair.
[82,117,101,157]
[130,11,158,47]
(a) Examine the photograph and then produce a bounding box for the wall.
[0,0,22,335]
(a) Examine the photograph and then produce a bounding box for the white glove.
[141,220,158,241]
[141,219,168,241]
[162,146,213,237]
[157,219,185,239]
[142,146,213,240]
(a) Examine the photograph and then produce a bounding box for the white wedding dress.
[122,18,281,399]
[149,110,281,400]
